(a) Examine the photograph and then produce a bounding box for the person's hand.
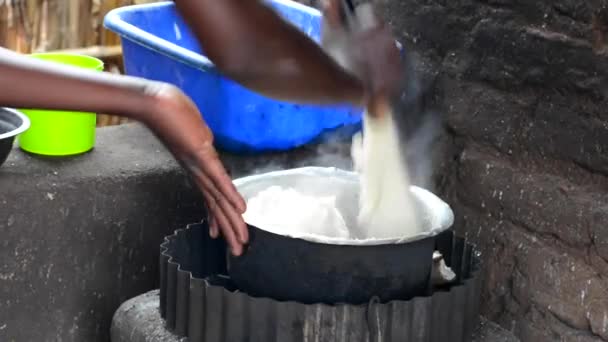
[0,47,248,254]
[320,0,402,117]
[143,84,248,255]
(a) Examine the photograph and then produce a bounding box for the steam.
[240,67,440,194]
[403,111,441,191]
[393,49,442,192]
[237,128,355,178]
[294,129,354,170]
[239,36,440,192]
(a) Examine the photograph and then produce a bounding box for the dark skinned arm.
[173,0,365,106]
[0,1,402,256]
[0,47,248,255]
[173,0,402,115]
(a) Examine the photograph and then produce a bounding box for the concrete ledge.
[0,124,203,342]
[111,290,520,342]
[0,123,352,341]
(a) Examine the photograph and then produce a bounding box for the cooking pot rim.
[0,108,30,140]
[233,166,454,246]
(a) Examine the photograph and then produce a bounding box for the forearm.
[174,0,364,105]
[0,47,159,120]
[0,47,215,165]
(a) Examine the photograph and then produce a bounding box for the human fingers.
[352,29,401,117]
[320,0,343,28]
[214,193,249,245]
[209,216,220,238]
[357,28,401,90]
[365,94,391,119]
[203,191,220,238]
[211,198,243,256]
[193,174,220,238]
[197,165,248,244]
[195,146,247,213]
[193,170,245,255]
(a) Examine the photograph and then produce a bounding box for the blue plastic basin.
[104,0,363,153]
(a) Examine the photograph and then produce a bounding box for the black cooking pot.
[228,167,453,305]
[228,224,436,305]
[0,108,30,167]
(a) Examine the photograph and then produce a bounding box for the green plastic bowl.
[18,53,104,156]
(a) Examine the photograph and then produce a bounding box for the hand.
[320,0,402,117]
[0,47,249,254]
[144,85,248,255]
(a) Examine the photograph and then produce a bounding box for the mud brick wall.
[375,0,608,340]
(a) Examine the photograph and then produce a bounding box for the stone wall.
[378,0,608,340]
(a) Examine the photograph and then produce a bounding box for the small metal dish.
[0,108,30,167]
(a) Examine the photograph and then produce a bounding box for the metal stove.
[159,222,482,342]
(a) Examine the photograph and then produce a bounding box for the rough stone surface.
[0,124,201,342]
[0,123,353,342]
[111,290,520,342]
[111,291,186,342]
[375,0,608,340]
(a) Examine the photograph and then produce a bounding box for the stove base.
[111,290,520,342]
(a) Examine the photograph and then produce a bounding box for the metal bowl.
[0,108,30,167]
[228,167,454,304]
